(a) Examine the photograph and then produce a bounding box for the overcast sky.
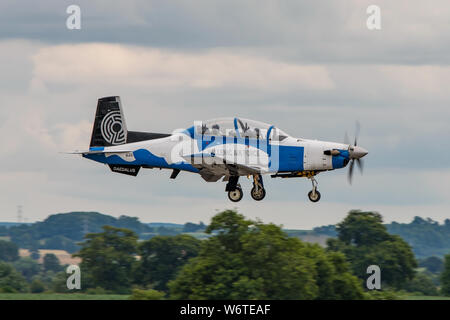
[0,1,449,228]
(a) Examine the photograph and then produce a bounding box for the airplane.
[72,96,368,202]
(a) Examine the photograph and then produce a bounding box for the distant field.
[402,295,450,300]
[0,294,129,300]
[19,249,81,265]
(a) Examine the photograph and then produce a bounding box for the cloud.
[31,43,334,91]
[0,0,450,231]
[1,1,450,64]
[0,104,56,156]
[54,120,93,151]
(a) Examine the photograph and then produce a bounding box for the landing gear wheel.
[228,186,243,202]
[250,185,266,201]
[308,190,321,202]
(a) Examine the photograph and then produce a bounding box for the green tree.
[182,222,206,233]
[169,210,363,300]
[30,278,45,293]
[419,256,444,274]
[402,272,438,296]
[8,212,153,253]
[39,270,57,289]
[0,262,28,293]
[387,217,450,258]
[13,257,41,281]
[74,226,138,293]
[441,254,450,296]
[136,234,201,291]
[51,271,71,293]
[327,210,417,289]
[43,253,62,273]
[29,246,40,260]
[0,226,7,237]
[0,240,19,262]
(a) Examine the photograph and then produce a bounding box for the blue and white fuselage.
[84,118,352,174]
[77,97,368,202]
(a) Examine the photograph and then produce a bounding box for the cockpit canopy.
[192,117,289,141]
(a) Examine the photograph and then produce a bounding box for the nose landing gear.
[308,176,321,202]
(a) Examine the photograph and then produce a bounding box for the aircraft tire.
[228,187,243,202]
[250,186,266,201]
[308,190,321,202]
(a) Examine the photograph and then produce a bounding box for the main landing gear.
[307,176,321,202]
[228,185,243,202]
[250,175,266,201]
[226,176,243,202]
[226,175,266,202]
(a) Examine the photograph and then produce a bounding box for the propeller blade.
[354,121,360,146]
[345,121,365,184]
[348,159,354,184]
[344,131,349,145]
[356,158,364,174]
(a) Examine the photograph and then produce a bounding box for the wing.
[184,153,264,182]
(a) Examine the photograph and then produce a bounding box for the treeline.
[2,210,450,298]
[0,212,206,253]
[312,216,450,259]
[0,241,68,294]
[74,211,367,299]
[73,210,450,298]
[388,217,450,258]
[2,210,448,299]
[2,211,449,260]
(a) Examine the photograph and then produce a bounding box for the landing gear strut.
[250,175,266,201]
[308,176,321,202]
[226,176,243,202]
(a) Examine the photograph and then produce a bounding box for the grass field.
[0,293,129,300]
[1,293,449,300]
[402,295,450,300]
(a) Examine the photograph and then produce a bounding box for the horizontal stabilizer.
[65,149,133,155]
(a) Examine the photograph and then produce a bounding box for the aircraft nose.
[352,146,368,158]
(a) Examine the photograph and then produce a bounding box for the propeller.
[346,121,368,184]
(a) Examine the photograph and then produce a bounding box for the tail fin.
[90,96,128,147]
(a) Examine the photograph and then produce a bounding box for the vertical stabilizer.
[89,96,128,147]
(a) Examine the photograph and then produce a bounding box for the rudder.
[90,96,128,147]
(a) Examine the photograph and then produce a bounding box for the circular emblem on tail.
[100,111,126,145]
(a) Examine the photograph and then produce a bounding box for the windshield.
[269,127,289,141]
